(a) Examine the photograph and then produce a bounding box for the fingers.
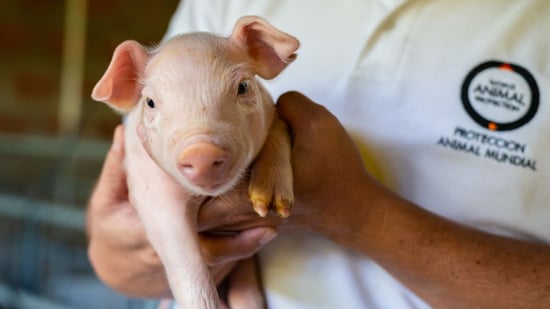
[276,91,333,132]
[277,91,317,120]
[91,125,127,204]
[87,125,128,237]
[227,257,266,309]
[212,261,238,285]
[200,227,278,266]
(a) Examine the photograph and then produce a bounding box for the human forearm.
[308,179,550,307]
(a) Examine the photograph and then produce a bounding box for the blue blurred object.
[0,135,157,309]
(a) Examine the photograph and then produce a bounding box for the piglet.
[91,16,298,308]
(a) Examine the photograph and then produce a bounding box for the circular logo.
[461,60,539,131]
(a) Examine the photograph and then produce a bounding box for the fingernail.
[259,229,278,245]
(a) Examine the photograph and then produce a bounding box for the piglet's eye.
[237,79,250,95]
[146,98,155,108]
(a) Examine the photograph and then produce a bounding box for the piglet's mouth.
[191,174,240,197]
[183,161,243,196]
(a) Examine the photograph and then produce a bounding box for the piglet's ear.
[231,16,299,80]
[91,40,149,112]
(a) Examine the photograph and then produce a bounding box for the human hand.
[87,125,276,300]
[275,92,373,236]
[87,125,169,297]
[199,91,375,237]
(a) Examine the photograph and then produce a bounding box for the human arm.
[272,91,550,308]
[86,125,275,303]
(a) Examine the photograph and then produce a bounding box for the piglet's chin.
[176,174,241,197]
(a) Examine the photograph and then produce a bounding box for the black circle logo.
[461,60,539,131]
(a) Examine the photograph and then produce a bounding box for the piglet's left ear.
[231,16,300,80]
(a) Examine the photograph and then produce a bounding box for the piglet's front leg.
[249,117,294,218]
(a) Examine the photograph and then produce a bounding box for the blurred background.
[0,0,178,307]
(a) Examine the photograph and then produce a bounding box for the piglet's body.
[92,16,298,308]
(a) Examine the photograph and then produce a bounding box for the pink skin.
[91,16,298,308]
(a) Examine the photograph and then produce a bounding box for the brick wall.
[0,0,179,139]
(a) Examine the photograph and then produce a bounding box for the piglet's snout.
[177,142,232,190]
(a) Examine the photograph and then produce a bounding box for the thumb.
[92,125,127,204]
[200,227,278,266]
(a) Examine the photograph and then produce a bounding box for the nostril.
[177,142,232,188]
[181,159,225,168]
[180,164,196,179]
[181,163,194,174]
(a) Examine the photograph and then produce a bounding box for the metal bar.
[0,282,71,309]
[0,134,109,160]
[0,194,85,232]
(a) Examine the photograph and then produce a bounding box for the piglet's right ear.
[91,40,149,112]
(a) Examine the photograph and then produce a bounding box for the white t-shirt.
[163,1,550,308]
